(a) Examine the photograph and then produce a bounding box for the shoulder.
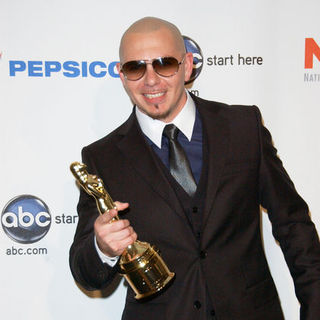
[190,92,261,122]
[191,92,259,114]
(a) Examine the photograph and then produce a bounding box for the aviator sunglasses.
[120,56,186,81]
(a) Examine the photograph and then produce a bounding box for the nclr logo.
[305,38,320,69]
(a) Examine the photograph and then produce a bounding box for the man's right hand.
[94,201,137,257]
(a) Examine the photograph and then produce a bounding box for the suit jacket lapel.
[116,112,188,223]
[116,98,230,238]
[196,98,230,229]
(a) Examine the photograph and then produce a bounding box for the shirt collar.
[135,91,196,148]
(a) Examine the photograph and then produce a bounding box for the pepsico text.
[9,60,120,78]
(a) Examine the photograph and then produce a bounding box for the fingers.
[95,220,137,257]
[94,200,137,257]
[97,201,129,224]
[114,201,129,211]
[107,224,137,243]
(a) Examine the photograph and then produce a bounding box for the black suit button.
[194,300,201,309]
[200,250,207,259]
[192,206,198,213]
[211,309,216,316]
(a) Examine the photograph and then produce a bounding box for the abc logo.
[183,35,203,84]
[1,195,51,244]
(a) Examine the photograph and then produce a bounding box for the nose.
[143,64,160,86]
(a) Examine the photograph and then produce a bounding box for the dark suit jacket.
[70,94,320,320]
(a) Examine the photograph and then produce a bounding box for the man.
[69,17,320,320]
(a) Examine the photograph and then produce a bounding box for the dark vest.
[145,109,207,240]
[143,110,216,319]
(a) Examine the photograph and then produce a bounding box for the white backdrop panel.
[1,0,319,319]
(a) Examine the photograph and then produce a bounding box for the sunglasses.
[120,56,186,81]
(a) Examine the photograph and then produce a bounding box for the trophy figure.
[70,161,175,299]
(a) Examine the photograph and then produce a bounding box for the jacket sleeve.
[69,146,119,291]
[255,106,320,320]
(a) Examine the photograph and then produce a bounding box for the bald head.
[119,17,186,62]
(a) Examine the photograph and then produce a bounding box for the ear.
[116,62,126,85]
[184,52,194,82]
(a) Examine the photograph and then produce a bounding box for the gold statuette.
[70,162,175,299]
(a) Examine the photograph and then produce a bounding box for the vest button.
[192,206,198,213]
[194,300,201,309]
[211,309,216,316]
[200,250,207,259]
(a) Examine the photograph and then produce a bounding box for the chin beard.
[149,107,172,121]
[135,103,172,121]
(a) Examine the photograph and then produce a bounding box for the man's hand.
[94,201,137,257]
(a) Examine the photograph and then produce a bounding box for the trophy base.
[120,241,175,300]
[133,271,175,300]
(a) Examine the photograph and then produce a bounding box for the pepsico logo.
[1,195,51,244]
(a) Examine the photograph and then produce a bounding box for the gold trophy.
[70,162,175,299]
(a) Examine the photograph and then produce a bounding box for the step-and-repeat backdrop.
[1,0,319,319]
